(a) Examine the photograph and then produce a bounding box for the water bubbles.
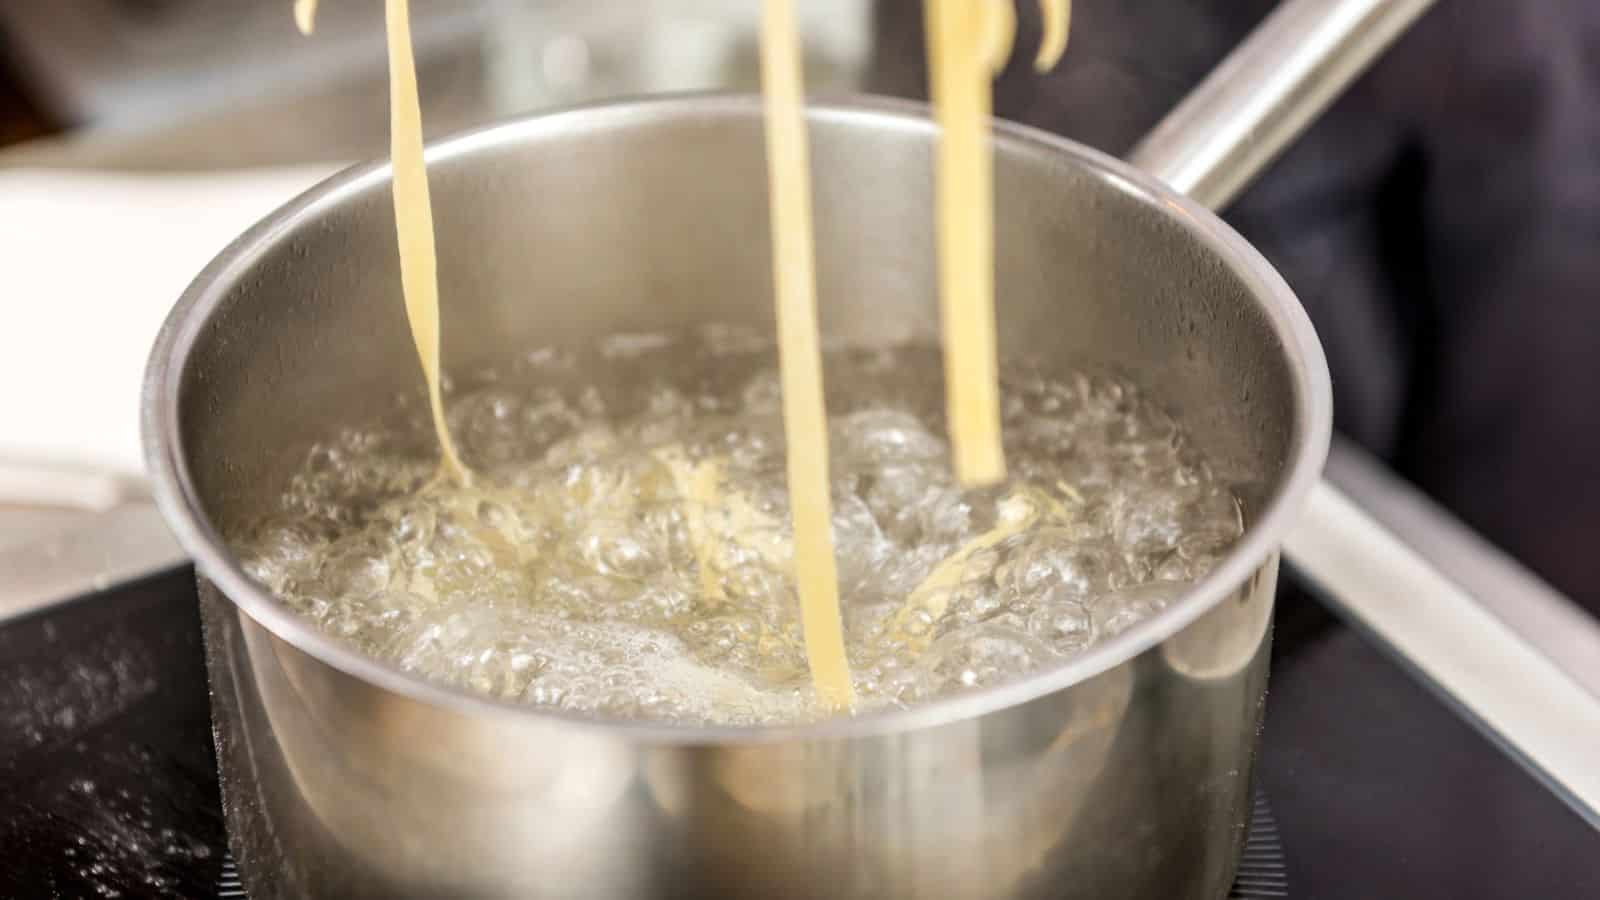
[391,505,437,551]
[242,522,324,593]
[740,370,784,414]
[997,535,1123,600]
[319,534,394,599]
[918,485,975,542]
[236,335,1244,725]
[832,408,946,465]
[873,541,957,601]
[1094,583,1183,637]
[641,581,695,620]
[900,609,935,637]
[575,518,661,578]
[1113,486,1186,555]
[452,388,526,465]
[830,492,895,595]
[1026,591,1096,654]
[721,563,788,604]
[919,624,1048,693]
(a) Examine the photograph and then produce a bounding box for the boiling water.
[237,331,1243,725]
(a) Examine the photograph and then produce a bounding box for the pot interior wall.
[174,99,1299,548]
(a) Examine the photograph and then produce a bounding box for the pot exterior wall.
[200,554,1274,900]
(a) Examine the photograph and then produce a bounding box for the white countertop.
[0,166,335,502]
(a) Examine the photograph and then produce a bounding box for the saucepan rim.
[142,92,1331,745]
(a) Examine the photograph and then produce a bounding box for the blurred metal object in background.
[0,0,872,148]
[0,0,487,127]
[482,0,872,112]
[0,0,873,173]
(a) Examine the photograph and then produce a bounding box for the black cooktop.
[1,569,1595,899]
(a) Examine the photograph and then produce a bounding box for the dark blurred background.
[0,44,50,144]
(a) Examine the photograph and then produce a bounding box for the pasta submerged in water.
[295,0,1072,713]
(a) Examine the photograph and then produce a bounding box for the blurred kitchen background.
[0,0,871,167]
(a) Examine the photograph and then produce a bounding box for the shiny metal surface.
[1284,483,1600,829]
[146,95,1330,898]
[484,0,871,113]
[1128,0,1438,210]
[1324,439,1600,703]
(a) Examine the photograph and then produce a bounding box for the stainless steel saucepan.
[139,0,1597,897]
[148,87,1329,896]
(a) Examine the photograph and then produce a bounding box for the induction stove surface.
[0,569,1594,898]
